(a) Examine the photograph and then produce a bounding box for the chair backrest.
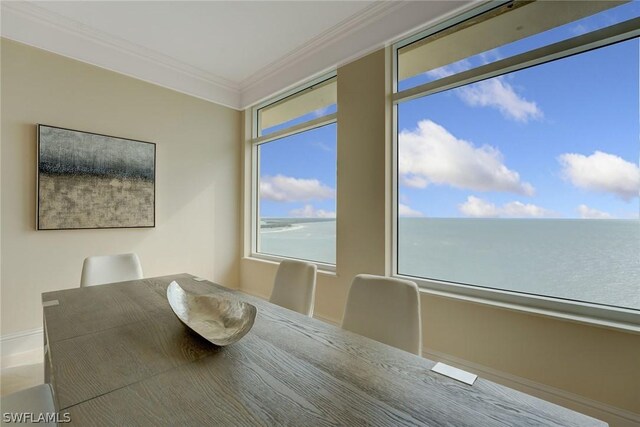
[0,384,56,426]
[269,259,317,316]
[341,274,422,355]
[80,253,143,287]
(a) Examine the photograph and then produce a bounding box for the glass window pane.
[262,104,336,136]
[258,123,337,264]
[258,78,336,136]
[397,1,638,92]
[397,38,640,310]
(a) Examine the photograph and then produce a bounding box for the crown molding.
[1,1,242,109]
[239,0,474,109]
[1,1,474,111]
[240,1,405,95]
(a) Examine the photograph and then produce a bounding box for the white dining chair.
[80,253,143,287]
[341,274,422,355]
[269,259,317,316]
[0,384,57,426]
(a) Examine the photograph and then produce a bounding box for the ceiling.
[1,1,472,109]
[26,1,376,83]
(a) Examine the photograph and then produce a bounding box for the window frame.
[250,72,337,271]
[391,1,640,332]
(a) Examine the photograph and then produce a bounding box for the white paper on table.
[431,362,478,385]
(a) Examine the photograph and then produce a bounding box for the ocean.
[260,218,640,311]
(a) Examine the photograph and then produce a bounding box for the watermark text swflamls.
[2,412,71,423]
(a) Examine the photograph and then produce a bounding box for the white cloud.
[260,175,335,202]
[311,140,333,152]
[478,48,503,64]
[427,51,503,80]
[313,106,331,117]
[398,203,424,217]
[458,196,499,217]
[426,59,472,79]
[399,120,534,196]
[577,204,612,219]
[427,49,503,80]
[501,201,555,217]
[570,23,593,36]
[400,175,430,188]
[426,54,541,123]
[289,204,335,218]
[558,151,639,200]
[457,77,543,123]
[459,196,554,218]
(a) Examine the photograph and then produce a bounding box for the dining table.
[42,273,606,426]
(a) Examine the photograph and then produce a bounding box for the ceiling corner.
[1,1,243,110]
[238,0,474,109]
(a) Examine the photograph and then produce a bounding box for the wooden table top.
[42,273,606,426]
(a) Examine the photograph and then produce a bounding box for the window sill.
[402,275,640,334]
[242,255,639,333]
[245,253,337,275]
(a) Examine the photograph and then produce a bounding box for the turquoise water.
[260,219,336,264]
[260,218,640,310]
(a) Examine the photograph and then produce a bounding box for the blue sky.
[260,3,639,220]
[259,123,337,218]
[398,37,639,219]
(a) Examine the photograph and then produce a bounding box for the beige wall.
[241,49,390,324]
[240,48,639,425]
[421,295,640,413]
[1,39,241,336]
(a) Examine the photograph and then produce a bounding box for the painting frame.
[37,124,156,230]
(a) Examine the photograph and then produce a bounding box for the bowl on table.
[167,281,257,346]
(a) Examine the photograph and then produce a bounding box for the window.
[393,1,640,317]
[252,75,337,266]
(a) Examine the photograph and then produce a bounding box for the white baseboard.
[423,347,639,427]
[313,313,340,326]
[1,328,44,369]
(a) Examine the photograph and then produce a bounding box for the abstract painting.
[37,125,155,230]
